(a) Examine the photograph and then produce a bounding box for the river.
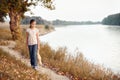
[40,24,120,73]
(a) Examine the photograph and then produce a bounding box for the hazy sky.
[25,0,120,21]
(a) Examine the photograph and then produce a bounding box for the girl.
[26,19,40,69]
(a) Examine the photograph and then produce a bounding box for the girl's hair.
[30,19,36,28]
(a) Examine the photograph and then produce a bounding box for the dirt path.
[0,41,69,80]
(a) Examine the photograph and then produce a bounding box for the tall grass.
[40,43,120,80]
[0,28,12,40]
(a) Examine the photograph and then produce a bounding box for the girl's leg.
[32,44,38,68]
[37,49,42,66]
[28,45,34,67]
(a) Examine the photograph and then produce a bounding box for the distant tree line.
[21,16,51,25]
[21,16,101,26]
[52,19,101,25]
[102,13,120,25]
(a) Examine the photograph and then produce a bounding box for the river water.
[40,24,120,73]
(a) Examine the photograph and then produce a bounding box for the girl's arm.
[26,32,28,46]
[36,31,40,49]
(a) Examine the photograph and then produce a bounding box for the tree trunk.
[9,11,22,40]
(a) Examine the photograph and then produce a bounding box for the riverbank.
[41,24,120,72]
[0,25,120,80]
[0,22,55,36]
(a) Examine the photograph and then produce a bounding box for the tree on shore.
[0,0,55,40]
[102,13,120,25]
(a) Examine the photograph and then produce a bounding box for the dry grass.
[40,43,120,80]
[0,49,49,80]
[0,26,120,80]
[0,27,29,58]
[0,28,12,40]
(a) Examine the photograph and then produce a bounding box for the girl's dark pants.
[28,44,38,68]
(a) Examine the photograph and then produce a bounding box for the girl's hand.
[38,45,40,50]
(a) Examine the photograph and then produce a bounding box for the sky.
[25,0,120,21]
